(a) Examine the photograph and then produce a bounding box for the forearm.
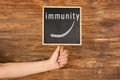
[0,60,55,79]
[0,46,68,79]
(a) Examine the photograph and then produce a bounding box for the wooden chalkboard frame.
[42,6,82,46]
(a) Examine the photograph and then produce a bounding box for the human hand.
[48,46,69,69]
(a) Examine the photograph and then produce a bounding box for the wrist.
[46,59,59,70]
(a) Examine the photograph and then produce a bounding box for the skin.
[0,46,69,79]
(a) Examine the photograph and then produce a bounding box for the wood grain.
[0,0,120,80]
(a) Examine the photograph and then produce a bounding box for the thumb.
[54,45,60,53]
[50,46,60,61]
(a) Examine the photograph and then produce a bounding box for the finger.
[50,46,60,61]
[59,64,64,68]
[58,58,68,62]
[60,61,68,65]
[58,54,68,59]
[59,61,68,67]
[54,45,60,53]
[59,51,68,58]
[52,46,60,56]
[60,50,69,56]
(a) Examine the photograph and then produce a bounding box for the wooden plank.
[0,0,120,80]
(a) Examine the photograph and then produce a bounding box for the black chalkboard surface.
[42,6,82,45]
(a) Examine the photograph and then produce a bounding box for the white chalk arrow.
[50,21,75,38]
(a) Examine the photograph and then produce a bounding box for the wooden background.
[0,0,120,80]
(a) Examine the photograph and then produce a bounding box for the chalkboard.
[42,6,82,45]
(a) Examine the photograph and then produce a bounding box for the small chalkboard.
[42,6,82,45]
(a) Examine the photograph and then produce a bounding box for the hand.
[0,46,69,79]
[48,46,69,69]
